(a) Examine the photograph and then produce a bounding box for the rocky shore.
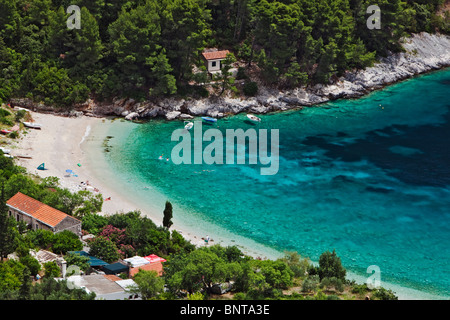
[11,32,450,121]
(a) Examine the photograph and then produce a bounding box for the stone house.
[202,50,230,73]
[6,192,82,236]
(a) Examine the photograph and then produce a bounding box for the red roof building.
[202,50,231,73]
[202,50,230,61]
[6,192,81,236]
[124,254,166,278]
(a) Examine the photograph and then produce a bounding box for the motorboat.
[184,121,194,130]
[201,116,217,123]
[23,122,42,129]
[0,147,11,154]
[247,114,261,122]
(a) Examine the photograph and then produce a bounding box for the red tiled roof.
[104,274,122,282]
[6,192,79,227]
[130,262,164,278]
[202,50,230,60]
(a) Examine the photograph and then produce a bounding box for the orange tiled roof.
[130,262,164,278]
[202,50,230,60]
[103,274,122,282]
[6,192,79,227]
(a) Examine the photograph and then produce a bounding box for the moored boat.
[201,116,217,123]
[184,121,194,130]
[0,147,11,154]
[23,122,42,129]
[247,114,261,122]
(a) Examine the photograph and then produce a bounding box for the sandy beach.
[10,111,283,260]
[8,111,449,300]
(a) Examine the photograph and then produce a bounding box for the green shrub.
[351,283,370,295]
[15,109,26,122]
[317,250,346,281]
[43,261,61,278]
[236,67,248,80]
[0,108,11,117]
[19,255,41,276]
[301,274,319,293]
[233,292,246,300]
[0,117,13,126]
[243,81,258,96]
[372,287,398,300]
[8,131,18,139]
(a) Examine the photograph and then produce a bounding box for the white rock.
[125,112,139,120]
[165,111,181,120]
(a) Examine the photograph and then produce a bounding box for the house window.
[212,61,217,67]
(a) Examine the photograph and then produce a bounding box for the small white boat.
[184,121,194,130]
[0,147,11,154]
[247,114,261,122]
[23,122,42,129]
[201,116,217,123]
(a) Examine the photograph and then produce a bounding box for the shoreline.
[10,112,283,260]
[9,109,449,300]
[9,32,450,122]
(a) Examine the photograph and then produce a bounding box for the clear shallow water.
[102,68,450,298]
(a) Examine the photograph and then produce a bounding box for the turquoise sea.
[90,68,450,299]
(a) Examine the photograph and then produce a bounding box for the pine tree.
[163,201,173,230]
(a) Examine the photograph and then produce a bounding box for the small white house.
[202,50,230,73]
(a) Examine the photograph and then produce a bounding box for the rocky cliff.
[11,32,450,121]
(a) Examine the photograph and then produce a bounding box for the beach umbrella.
[66,169,73,174]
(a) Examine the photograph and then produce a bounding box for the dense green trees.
[0,185,19,260]
[25,229,83,254]
[0,0,447,106]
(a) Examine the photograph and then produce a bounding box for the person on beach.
[205,235,210,245]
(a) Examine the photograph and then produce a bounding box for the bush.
[301,274,319,293]
[64,253,91,274]
[320,277,344,293]
[236,67,248,80]
[133,270,165,300]
[26,229,54,250]
[19,255,41,276]
[81,213,108,234]
[52,230,83,255]
[8,131,18,139]
[317,250,346,281]
[351,283,370,295]
[280,251,310,278]
[15,109,26,122]
[372,288,398,300]
[233,292,247,300]
[87,236,120,263]
[0,117,13,126]
[243,81,258,96]
[43,261,61,278]
[0,108,11,117]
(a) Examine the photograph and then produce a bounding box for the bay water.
[88,68,450,299]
